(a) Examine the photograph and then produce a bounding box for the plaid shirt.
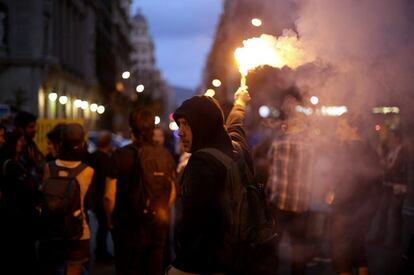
[267,135,313,213]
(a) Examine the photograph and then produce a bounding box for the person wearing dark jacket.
[0,129,40,275]
[167,88,253,275]
[105,109,176,275]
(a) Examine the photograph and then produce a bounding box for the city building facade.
[0,0,134,131]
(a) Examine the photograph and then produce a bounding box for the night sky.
[130,0,222,89]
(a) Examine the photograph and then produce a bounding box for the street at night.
[0,0,414,275]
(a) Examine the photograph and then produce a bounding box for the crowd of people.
[0,87,413,275]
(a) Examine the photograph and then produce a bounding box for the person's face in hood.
[177,118,193,153]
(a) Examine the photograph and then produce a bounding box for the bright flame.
[234,30,314,76]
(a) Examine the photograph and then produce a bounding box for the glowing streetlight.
[97,105,105,114]
[74,99,82,108]
[80,101,89,110]
[136,84,145,93]
[204,89,216,97]
[310,96,319,105]
[155,116,161,125]
[258,105,270,118]
[212,79,222,88]
[48,92,58,102]
[251,18,263,27]
[58,96,68,105]
[169,121,179,131]
[90,103,98,112]
[122,71,130,79]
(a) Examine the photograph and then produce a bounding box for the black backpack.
[129,144,176,224]
[39,162,87,240]
[198,148,278,275]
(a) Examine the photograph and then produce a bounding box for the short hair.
[58,123,87,161]
[0,129,23,161]
[14,111,37,129]
[46,123,66,144]
[129,108,154,143]
[96,130,112,148]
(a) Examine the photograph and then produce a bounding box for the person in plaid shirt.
[267,94,314,275]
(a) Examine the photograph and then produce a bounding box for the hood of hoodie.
[173,96,233,154]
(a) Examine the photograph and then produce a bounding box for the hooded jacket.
[172,96,252,274]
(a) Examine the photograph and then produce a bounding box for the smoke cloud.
[293,0,414,111]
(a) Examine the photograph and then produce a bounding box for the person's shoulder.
[113,143,136,157]
[189,150,227,171]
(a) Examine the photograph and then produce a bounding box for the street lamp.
[136,84,145,93]
[122,71,130,79]
[48,93,58,102]
[97,105,105,114]
[74,99,82,108]
[205,89,215,97]
[81,101,89,110]
[59,96,68,105]
[251,18,263,27]
[212,79,222,88]
[169,121,179,131]
[155,116,161,125]
[310,96,319,105]
[90,103,98,112]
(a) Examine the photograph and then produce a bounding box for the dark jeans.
[39,239,89,275]
[0,215,38,275]
[369,188,405,247]
[0,237,38,275]
[330,212,368,273]
[112,223,168,275]
[276,209,309,275]
[95,209,111,257]
[400,213,414,274]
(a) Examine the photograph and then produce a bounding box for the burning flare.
[234,30,314,87]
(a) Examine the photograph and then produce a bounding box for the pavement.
[87,211,403,275]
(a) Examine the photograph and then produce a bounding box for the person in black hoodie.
[167,88,253,275]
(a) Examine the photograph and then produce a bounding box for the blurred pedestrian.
[0,123,5,148]
[0,129,40,275]
[38,123,94,275]
[329,115,381,275]
[370,129,408,248]
[89,130,113,261]
[153,126,165,147]
[45,124,66,162]
[266,94,314,275]
[14,111,44,186]
[105,108,176,275]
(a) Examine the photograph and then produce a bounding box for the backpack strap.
[197,148,233,169]
[2,159,12,175]
[67,163,88,178]
[48,161,59,177]
[49,161,87,178]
